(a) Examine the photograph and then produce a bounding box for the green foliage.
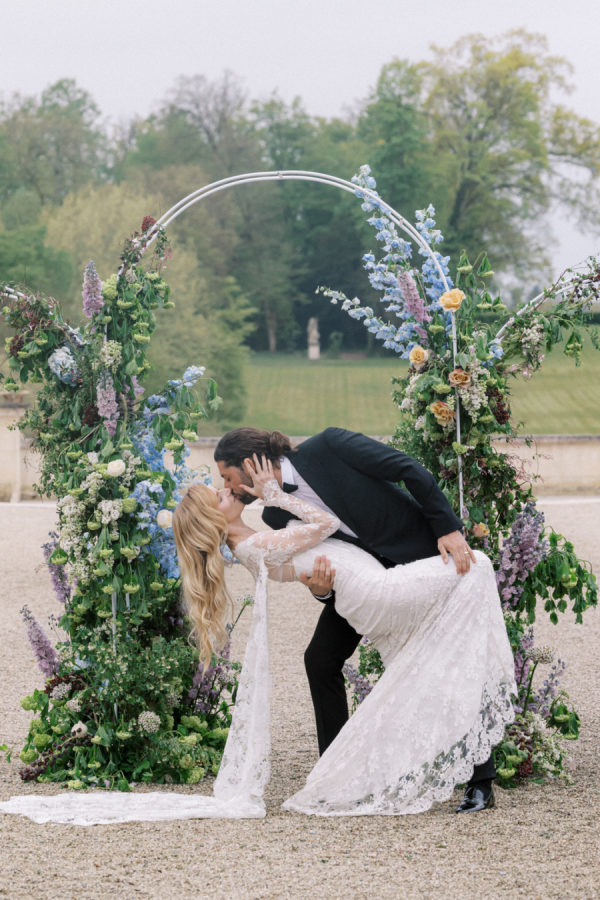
[340,181,598,790]
[522,532,598,625]
[0,79,105,207]
[1,226,245,789]
[0,226,72,297]
[3,33,600,358]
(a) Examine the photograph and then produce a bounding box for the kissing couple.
[0,426,515,825]
[175,426,516,817]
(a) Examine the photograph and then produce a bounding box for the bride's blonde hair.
[173,483,232,663]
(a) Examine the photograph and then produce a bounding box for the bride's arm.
[250,479,340,559]
[240,456,340,568]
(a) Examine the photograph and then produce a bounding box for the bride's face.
[206,485,243,522]
[216,461,254,505]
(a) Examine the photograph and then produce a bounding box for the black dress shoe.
[456,782,495,813]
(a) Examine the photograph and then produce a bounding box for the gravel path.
[0,497,599,900]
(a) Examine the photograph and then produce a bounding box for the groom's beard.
[233,473,255,505]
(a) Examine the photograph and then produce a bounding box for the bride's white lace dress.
[0,481,515,824]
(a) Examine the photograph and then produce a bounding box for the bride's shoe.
[455,782,495,813]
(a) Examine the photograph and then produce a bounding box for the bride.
[0,455,515,825]
[174,454,516,816]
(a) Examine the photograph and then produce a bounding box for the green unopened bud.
[20,748,39,763]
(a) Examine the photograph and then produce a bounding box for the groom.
[215,426,496,812]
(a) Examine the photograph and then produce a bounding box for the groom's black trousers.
[304,602,496,784]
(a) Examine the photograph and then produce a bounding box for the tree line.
[1,30,599,422]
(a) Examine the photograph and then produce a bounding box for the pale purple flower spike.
[82,261,104,318]
[20,605,59,677]
[97,373,119,436]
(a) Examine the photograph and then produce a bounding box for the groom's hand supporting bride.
[438,530,476,575]
[300,555,336,600]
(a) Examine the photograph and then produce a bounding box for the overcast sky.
[2,0,599,273]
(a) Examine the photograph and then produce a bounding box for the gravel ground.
[0,497,599,900]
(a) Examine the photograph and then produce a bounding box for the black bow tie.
[282,482,299,493]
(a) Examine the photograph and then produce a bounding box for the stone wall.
[1,410,598,501]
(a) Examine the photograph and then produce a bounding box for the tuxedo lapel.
[286,442,366,537]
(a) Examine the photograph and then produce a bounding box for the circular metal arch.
[141,169,465,511]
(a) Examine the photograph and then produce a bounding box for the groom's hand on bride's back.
[437,531,476,575]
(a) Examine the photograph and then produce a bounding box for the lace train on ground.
[0,482,515,824]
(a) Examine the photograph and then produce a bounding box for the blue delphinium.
[321,165,453,358]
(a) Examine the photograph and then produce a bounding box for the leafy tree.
[0,226,71,296]
[418,31,600,278]
[357,60,433,215]
[0,79,106,206]
[158,71,256,177]
[42,181,255,422]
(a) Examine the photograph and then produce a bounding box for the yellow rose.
[429,401,456,428]
[439,289,465,312]
[471,522,490,538]
[408,345,429,370]
[448,368,472,387]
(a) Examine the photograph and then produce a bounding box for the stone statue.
[307,317,320,361]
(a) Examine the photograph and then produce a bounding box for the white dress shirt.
[279,456,357,538]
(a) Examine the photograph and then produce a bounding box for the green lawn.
[201,342,599,436]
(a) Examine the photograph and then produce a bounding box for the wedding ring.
[464,551,470,555]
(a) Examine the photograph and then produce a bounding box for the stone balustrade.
[1,403,598,501]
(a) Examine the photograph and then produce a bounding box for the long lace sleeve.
[244,480,340,569]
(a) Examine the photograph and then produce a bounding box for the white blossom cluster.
[122,449,142,482]
[455,350,490,421]
[137,710,161,734]
[65,697,82,713]
[526,646,555,665]
[165,690,181,708]
[57,494,93,583]
[81,469,104,500]
[521,321,545,357]
[398,372,421,416]
[50,683,71,700]
[519,320,546,377]
[98,340,122,371]
[97,498,123,525]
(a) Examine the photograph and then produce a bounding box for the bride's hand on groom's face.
[239,454,275,499]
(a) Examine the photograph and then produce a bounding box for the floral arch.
[0,164,598,790]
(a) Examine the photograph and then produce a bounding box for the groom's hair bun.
[267,430,292,457]
[214,427,292,468]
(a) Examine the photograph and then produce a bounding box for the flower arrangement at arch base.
[1,221,248,790]
[337,166,598,789]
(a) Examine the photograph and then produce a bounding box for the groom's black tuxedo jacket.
[261,427,463,565]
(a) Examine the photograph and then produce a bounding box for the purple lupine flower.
[20,605,59,678]
[82,261,104,319]
[533,658,567,717]
[343,662,373,705]
[96,373,119,436]
[512,627,534,713]
[398,271,432,324]
[496,503,548,610]
[188,660,217,714]
[131,375,145,398]
[41,532,71,605]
